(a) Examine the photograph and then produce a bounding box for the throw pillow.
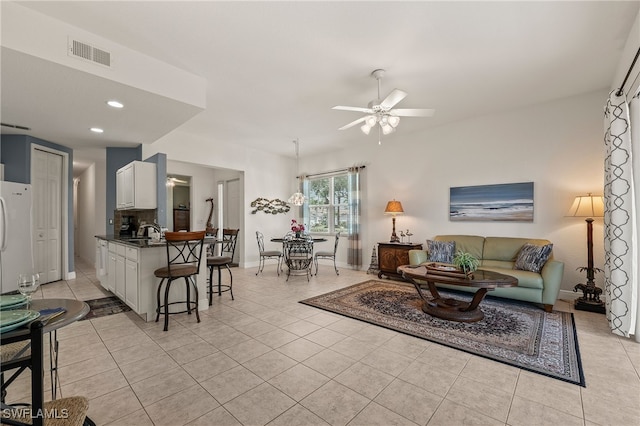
[427,240,456,264]
[514,243,553,273]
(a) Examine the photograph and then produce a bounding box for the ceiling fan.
[332,69,435,142]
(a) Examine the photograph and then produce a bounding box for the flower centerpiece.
[291,219,305,238]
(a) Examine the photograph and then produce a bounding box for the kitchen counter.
[95,234,215,322]
[95,234,216,248]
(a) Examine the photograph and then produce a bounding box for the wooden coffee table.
[398,265,518,322]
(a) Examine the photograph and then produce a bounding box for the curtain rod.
[615,46,640,97]
[297,165,365,179]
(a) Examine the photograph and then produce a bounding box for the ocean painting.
[450,182,534,222]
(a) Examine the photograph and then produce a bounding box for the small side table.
[377,242,423,279]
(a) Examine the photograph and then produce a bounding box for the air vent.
[68,38,111,67]
[1,122,31,131]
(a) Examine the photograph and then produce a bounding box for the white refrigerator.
[0,181,34,294]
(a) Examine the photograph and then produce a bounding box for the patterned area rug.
[300,280,585,386]
[80,296,132,321]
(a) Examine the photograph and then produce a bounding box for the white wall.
[611,10,640,99]
[300,89,608,296]
[76,159,106,265]
[144,89,607,298]
[145,133,295,267]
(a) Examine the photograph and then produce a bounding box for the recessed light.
[90,127,104,133]
[106,100,124,108]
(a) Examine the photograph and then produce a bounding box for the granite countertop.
[96,234,216,248]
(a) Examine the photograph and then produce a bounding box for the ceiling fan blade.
[338,116,367,130]
[332,105,374,114]
[391,108,436,117]
[379,89,408,110]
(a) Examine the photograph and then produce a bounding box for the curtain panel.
[347,167,362,269]
[603,89,639,340]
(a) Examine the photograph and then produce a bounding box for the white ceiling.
[2,1,638,175]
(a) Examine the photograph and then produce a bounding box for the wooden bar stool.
[154,231,206,331]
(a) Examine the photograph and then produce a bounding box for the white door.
[32,149,63,283]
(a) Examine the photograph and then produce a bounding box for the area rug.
[80,296,131,321]
[300,280,585,386]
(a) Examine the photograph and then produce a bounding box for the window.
[306,173,349,234]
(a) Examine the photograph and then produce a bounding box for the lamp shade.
[384,200,404,215]
[566,194,604,217]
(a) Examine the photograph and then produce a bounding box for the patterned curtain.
[347,167,362,269]
[603,89,639,340]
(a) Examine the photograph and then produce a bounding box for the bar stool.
[154,231,206,331]
[207,229,239,304]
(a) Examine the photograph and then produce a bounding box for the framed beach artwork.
[449,182,534,222]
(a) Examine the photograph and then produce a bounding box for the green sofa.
[408,235,564,312]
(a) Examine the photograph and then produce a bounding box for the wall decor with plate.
[250,198,291,215]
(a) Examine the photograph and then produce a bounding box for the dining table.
[1,297,90,425]
[270,237,328,244]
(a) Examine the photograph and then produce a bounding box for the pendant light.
[288,139,305,206]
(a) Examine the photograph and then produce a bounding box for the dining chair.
[154,231,205,331]
[314,232,341,275]
[1,320,92,426]
[283,238,314,282]
[207,229,239,304]
[256,231,282,276]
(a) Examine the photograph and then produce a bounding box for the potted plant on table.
[453,250,480,277]
[291,219,305,238]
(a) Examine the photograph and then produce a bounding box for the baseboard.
[65,271,76,280]
[558,289,581,301]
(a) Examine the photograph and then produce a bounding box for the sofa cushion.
[515,243,553,273]
[434,235,485,260]
[480,266,544,289]
[481,260,514,269]
[427,240,455,263]
[483,237,552,262]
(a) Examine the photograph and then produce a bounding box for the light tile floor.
[5,257,640,426]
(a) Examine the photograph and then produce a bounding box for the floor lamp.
[384,200,404,243]
[567,193,605,314]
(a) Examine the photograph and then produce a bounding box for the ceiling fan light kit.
[333,69,435,143]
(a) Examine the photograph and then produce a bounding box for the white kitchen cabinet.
[124,246,139,309]
[107,249,117,293]
[96,239,108,288]
[92,238,211,322]
[125,259,139,309]
[115,254,126,299]
[116,161,157,210]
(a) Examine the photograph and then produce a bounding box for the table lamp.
[566,193,605,314]
[384,200,404,243]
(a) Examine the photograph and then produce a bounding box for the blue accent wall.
[0,135,32,183]
[145,153,167,227]
[105,146,142,234]
[0,135,75,273]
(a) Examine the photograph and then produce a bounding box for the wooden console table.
[377,242,423,279]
